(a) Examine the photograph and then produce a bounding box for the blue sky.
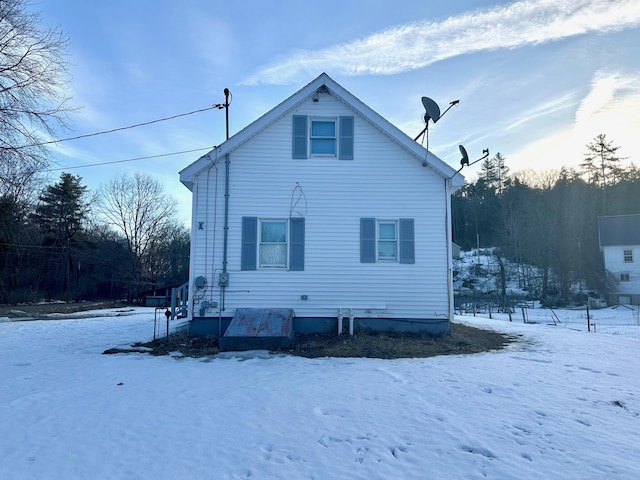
[37,0,640,224]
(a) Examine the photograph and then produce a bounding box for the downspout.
[221,152,229,311]
[221,88,231,311]
[445,177,454,330]
[186,174,199,323]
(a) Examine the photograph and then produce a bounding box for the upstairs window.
[624,250,633,263]
[292,115,354,160]
[310,120,336,155]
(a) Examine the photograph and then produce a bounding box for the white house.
[598,214,640,305]
[179,73,464,343]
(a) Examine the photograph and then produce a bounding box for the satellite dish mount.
[455,146,490,174]
[414,98,459,154]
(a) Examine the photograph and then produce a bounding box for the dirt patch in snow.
[105,323,515,359]
[0,301,128,320]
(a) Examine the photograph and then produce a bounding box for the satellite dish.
[421,97,441,124]
[454,145,490,175]
[459,145,469,167]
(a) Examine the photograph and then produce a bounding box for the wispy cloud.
[508,70,640,171]
[575,70,640,125]
[242,0,640,85]
[505,92,578,131]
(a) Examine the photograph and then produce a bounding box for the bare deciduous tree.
[0,0,71,202]
[97,172,178,301]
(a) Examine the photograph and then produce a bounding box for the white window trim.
[258,219,288,269]
[623,249,633,263]
[309,117,337,157]
[620,272,631,282]
[377,220,398,262]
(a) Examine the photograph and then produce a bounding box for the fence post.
[586,305,591,332]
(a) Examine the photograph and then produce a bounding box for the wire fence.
[456,301,640,339]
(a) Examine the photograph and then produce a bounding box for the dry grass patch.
[105,323,514,359]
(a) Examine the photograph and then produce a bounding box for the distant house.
[179,73,464,342]
[598,214,640,305]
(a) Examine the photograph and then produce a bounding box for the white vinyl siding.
[188,93,450,319]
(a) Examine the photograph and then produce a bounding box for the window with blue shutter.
[289,217,305,271]
[360,218,415,263]
[242,216,305,270]
[241,217,258,270]
[339,116,354,160]
[292,115,308,159]
[360,218,376,263]
[294,115,354,159]
[399,218,415,264]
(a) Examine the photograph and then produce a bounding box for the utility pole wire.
[43,146,214,172]
[3,105,220,151]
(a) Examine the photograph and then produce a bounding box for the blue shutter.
[241,217,257,270]
[289,217,305,271]
[339,116,354,160]
[399,218,415,264]
[360,218,376,263]
[292,115,308,159]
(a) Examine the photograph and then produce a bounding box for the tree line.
[452,134,639,305]
[1,1,189,305]
[0,171,189,304]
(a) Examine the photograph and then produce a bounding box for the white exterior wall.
[189,94,452,320]
[603,246,640,296]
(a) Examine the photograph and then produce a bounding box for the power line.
[6,105,221,151]
[0,242,66,252]
[44,146,214,172]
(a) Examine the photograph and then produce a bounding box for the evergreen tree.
[34,173,91,245]
[32,173,93,297]
[580,134,623,188]
[480,157,498,189]
[493,153,509,195]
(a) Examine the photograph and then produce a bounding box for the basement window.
[620,273,630,282]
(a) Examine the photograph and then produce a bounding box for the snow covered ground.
[1,307,639,479]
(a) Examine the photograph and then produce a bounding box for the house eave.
[179,73,463,188]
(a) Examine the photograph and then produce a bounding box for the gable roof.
[598,214,640,247]
[179,73,463,190]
